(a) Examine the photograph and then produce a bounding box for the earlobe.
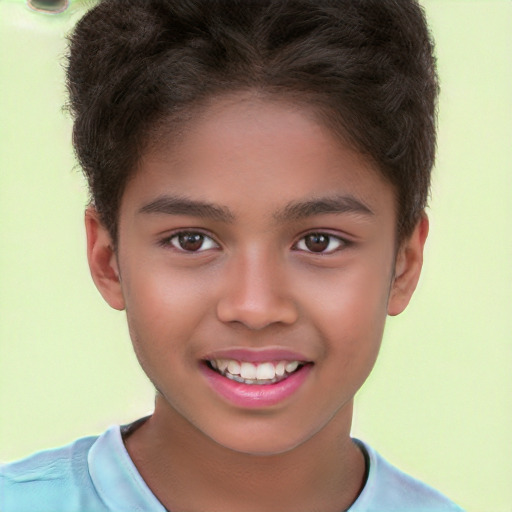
[85,207,125,311]
[387,214,429,317]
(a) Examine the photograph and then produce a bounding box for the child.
[0,0,465,510]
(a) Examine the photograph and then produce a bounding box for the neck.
[125,397,366,512]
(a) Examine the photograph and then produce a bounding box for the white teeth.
[256,362,275,380]
[227,360,241,375]
[217,359,229,372]
[240,362,257,380]
[275,361,286,376]
[285,361,299,373]
[209,358,304,384]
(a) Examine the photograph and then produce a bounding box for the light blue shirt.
[0,425,464,511]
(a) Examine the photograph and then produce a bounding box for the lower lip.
[201,363,312,409]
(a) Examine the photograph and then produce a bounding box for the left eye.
[294,233,346,254]
[165,232,218,252]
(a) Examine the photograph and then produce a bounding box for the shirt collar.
[88,425,167,511]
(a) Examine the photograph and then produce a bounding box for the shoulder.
[0,434,107,512]
[350,440,465,512]
[0,423,165,512]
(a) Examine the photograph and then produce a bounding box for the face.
[87,96,427,455]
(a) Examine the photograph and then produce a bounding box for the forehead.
[124,96,395,222]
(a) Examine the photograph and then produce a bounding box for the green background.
[0,1,510,510]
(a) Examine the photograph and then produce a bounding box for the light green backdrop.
[0,1,510,511]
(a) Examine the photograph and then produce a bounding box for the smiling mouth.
[205,358,308,385]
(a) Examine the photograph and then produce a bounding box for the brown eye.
[178,233,204,251]
[166,232,218,252]
[295,233,345,254]
[305,233,329,252]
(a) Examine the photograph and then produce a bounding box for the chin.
[207,422,319,457]
[220,439,302,457]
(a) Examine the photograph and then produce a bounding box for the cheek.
[300,258,392,363]
[121,265,214,364]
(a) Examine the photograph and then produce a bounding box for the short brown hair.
[67,0,439,243]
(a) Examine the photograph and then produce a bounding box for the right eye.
[293,232,348,254]
[162,231,219,252]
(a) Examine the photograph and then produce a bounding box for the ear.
[85,207,125,311]
[387,214,429,316]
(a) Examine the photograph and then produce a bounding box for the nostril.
[27,0,69,14]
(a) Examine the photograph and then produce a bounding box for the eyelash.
[293,232,349,255]
[159,231,220,253]
[159,231,350,254]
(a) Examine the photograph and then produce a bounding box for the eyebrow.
[138,194,373,223]
[138,195,235,223]
[274,195,374,222]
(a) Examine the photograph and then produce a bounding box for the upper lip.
[202,347,311,363]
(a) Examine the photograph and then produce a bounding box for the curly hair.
[67,0,439,243]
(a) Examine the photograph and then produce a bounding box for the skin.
[86,96,428,512]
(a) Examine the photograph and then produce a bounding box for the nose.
[216,250,299,330]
